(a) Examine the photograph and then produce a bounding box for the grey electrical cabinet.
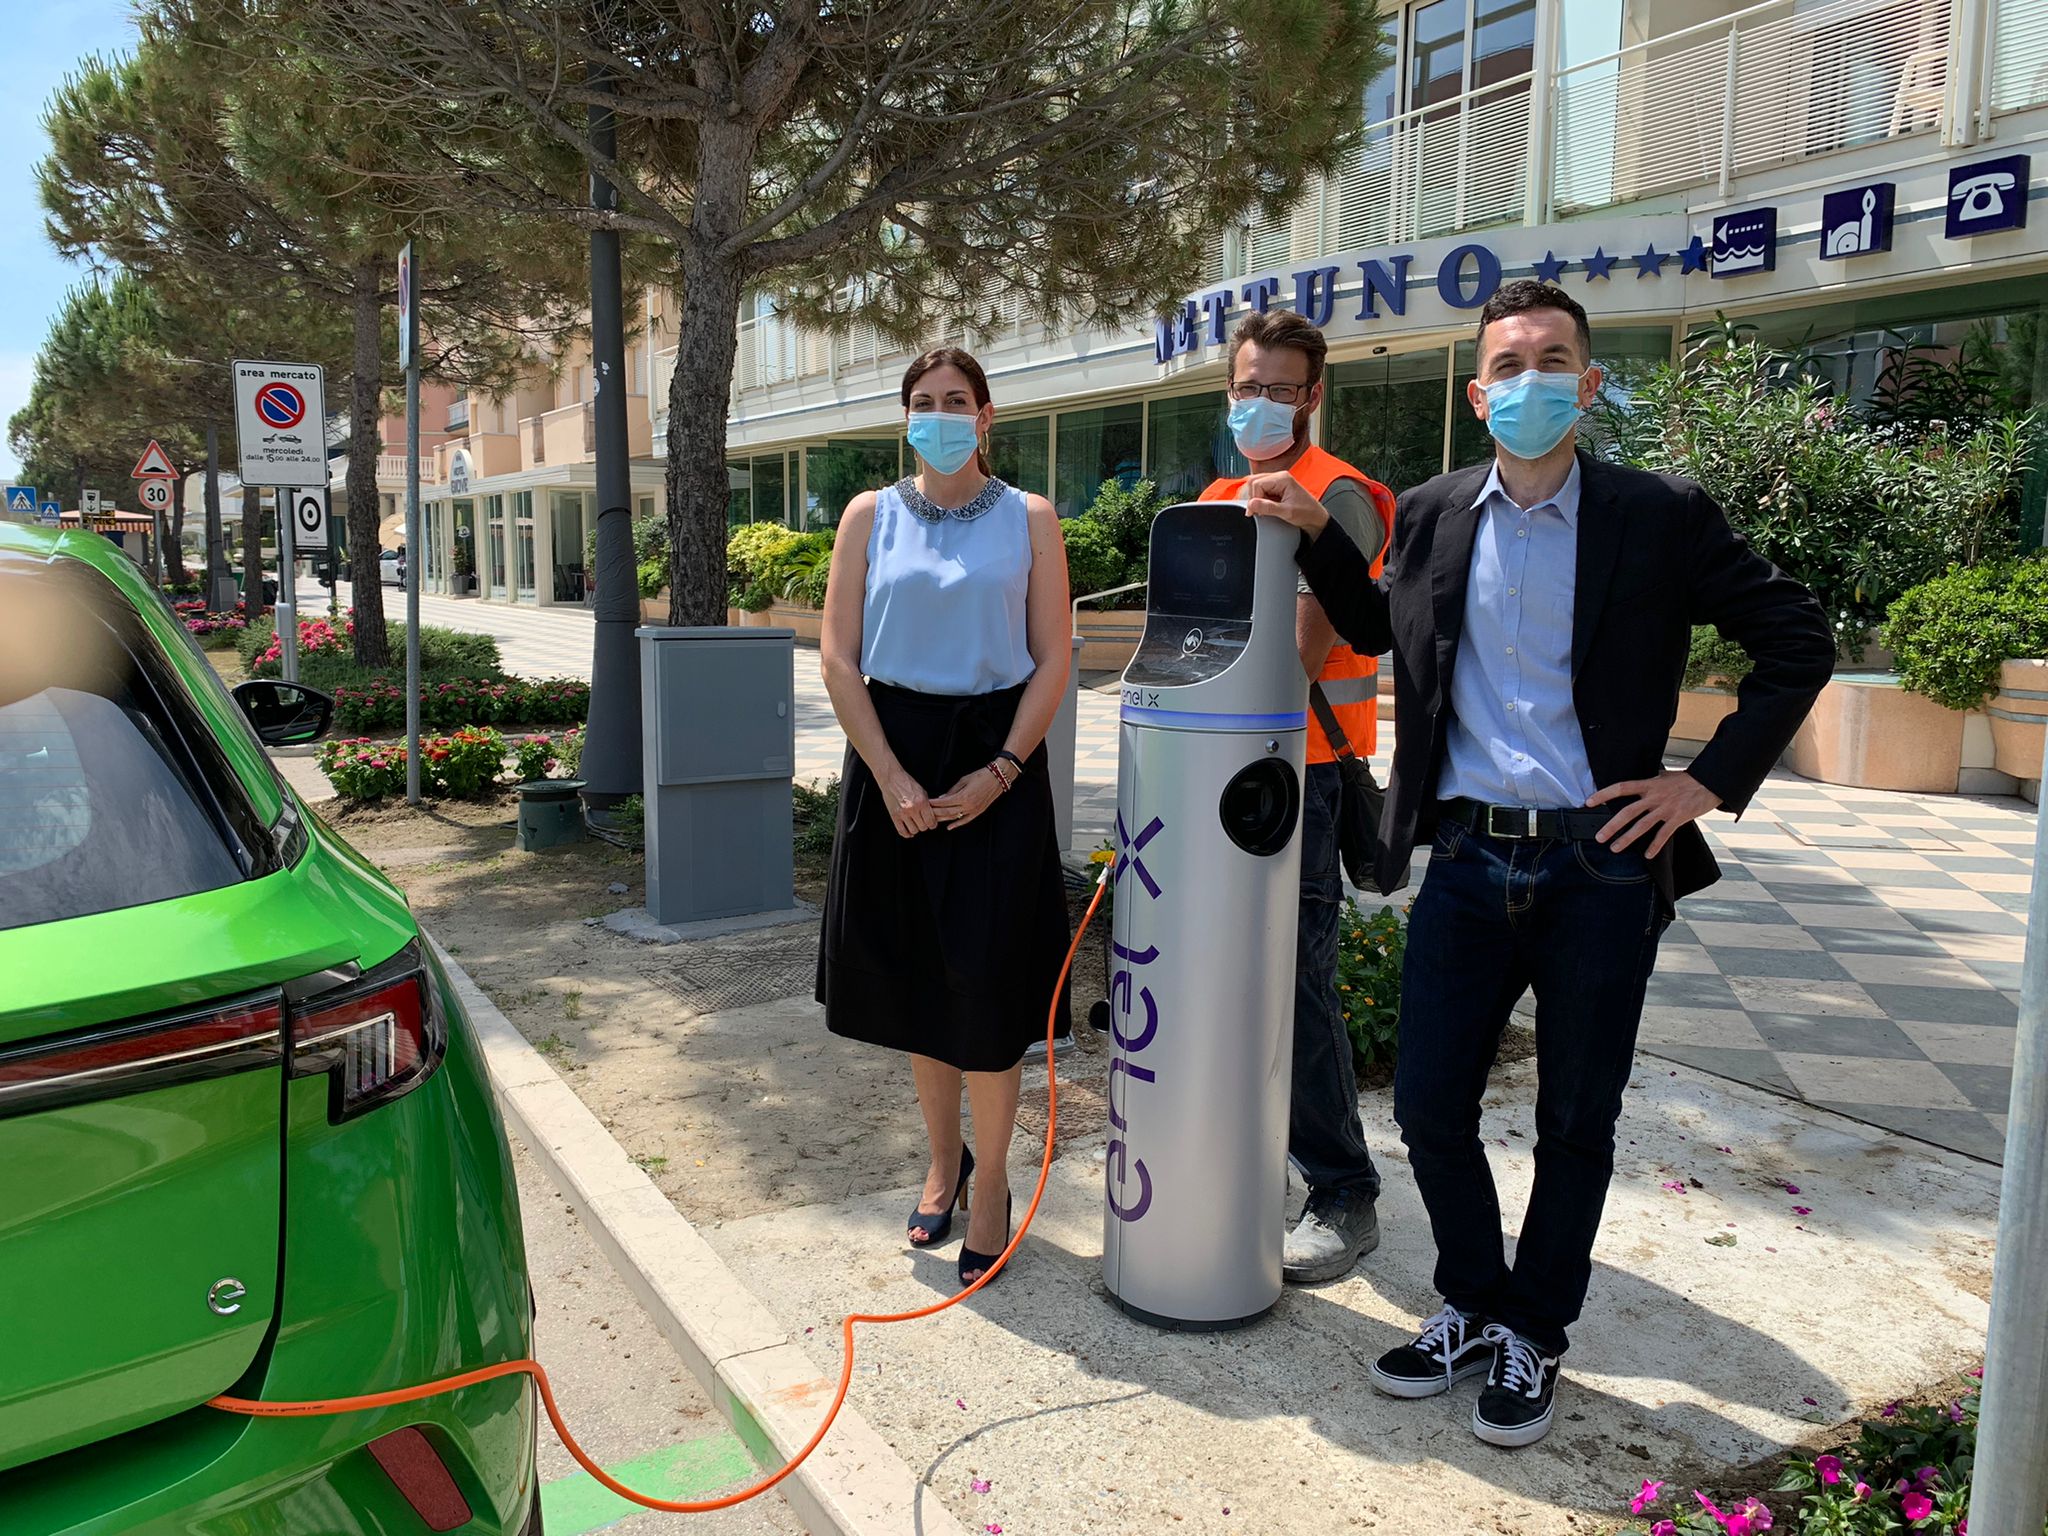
[638,626,797,924]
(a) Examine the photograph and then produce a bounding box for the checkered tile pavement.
[340,588,2038,1166]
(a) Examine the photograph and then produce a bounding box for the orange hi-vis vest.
[1204,443,1394,762]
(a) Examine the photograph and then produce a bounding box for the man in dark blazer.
[1247,280,1833,1449]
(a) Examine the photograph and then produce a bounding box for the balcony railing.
[446,399,471,431]
[717,0,2048,404]
[1552,0,1955,215]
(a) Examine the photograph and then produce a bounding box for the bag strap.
[1308,682,1358,761]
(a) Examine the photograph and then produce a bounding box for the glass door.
[1325,346,1454,495]
[486,495,508,598]
[549,491,587,603]
[424,501,446,592]
[514,491,536,601]
[450,498,478,595]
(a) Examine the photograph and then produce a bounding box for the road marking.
[540,1433,759,1535]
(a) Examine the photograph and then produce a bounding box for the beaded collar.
[894,475,1009,523]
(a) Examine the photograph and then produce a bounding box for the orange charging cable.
[209,868,1112,1515]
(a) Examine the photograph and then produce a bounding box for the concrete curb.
[429,935,969,1536]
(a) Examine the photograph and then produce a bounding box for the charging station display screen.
[1147,510,1256,623]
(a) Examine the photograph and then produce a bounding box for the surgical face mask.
[906,411,982,475]
[1227,395,1303,462]
[1481,368,1588,460]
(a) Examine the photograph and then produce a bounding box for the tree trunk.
[204,426,226,607]
[241,491,265,627]
[169,467,193,584]
[347,262,392,668]
[666,241,744,625]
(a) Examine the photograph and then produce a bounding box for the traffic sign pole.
[276,486,298,684]
[400,242,423,806]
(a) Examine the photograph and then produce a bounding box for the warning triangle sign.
[130,439,177,479]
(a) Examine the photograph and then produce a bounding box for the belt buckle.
[1485,805,1539,839]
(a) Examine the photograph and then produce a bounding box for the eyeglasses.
[1226,381,1311,405]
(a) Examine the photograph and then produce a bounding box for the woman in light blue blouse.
[816,347,1073,1289]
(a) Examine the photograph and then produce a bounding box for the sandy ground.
[320,796,1116,1226]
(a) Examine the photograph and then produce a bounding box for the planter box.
[1989,658,2048,782]
[741,606,782,630]
[1075,607,1145,674]
[639,589,670,624]
[1667,688,1738,760]
[767,598,824,643]
[1787,675,1967,793]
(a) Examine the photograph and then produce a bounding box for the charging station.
[1102,504,1308,1330]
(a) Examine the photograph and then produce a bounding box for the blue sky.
[0,1,141,484]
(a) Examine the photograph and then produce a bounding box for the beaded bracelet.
[986,760,1015,793]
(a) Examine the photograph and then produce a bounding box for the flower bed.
[182,611,249,649]
[317,725,584,803]
[331,675,589,734]
[1617,1378,1997,1536]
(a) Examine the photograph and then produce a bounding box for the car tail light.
[0,995,285,1121]
[288,944,445,1123]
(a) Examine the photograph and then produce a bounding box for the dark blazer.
[1296,450,1834,904]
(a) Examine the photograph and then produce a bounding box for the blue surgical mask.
[1227,396,1302,462]
[1482,368,1588,460]
[906,411,982,474]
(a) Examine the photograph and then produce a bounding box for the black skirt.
[817,680,1073,1072]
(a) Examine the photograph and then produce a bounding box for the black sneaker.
[1283,1186,1381,1285]
[1368,1304,1496,1398]
[1472,1324,1560,1447]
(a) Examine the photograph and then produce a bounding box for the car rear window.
[0,555,273,931]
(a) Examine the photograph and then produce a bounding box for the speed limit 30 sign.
[138,480,173,512]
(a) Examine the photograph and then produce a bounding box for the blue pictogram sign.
[6,486,36,517]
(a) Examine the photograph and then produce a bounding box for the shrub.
[316,738,410,801]
[1082,476,1167,573]
[244,612,504,689]
[1062,515,1128,605]
[727,523,803,611]
[420,727,504,799]
[1883,555,2048,711]
[1682,626,1755,691]
[1337,900,1405,1076]
[184,612,248,650]
[1595,325,2038,651]
[329,675,588,734]
[554,724,585,777]
[793,777,841,872]
[768,530,836,608]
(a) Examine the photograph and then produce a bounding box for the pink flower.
[1901,1491,1933,1522]
[971,1478,991,1494]
[1949,1399,1965,1422]
[985,1526,1002,1534]
[1632,1479,1666,1514]
[1814,1455,1843,1485]
[1781,1182,1800,1195]
[1651,1525,1677,1536]
[1662,1181,1687,1194]
[1881,1401,1900,1418]
[1915,1466,1938,1489]
[1792,1206,1812,1216]
[1970,1366,1983,1378]
[1853,1482,1871,1500]
[1739,1498,1774,1532]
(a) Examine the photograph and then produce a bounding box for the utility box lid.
[639,628,795,785]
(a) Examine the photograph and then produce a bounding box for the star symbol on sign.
[1531,250,1567,284]
[1679,235,1709,274]
[1634,244,1668,278]
[1582,247,1616,281]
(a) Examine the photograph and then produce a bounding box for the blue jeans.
[1394,817,1668,1355]
[1291,762,1381,1200]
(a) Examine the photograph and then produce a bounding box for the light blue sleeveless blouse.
[860,476,1035,696]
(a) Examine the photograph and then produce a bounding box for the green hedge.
[1882,556,2048,711]
[239,611,503,691]
[1682,626,1755,691]
[330,675,590,734]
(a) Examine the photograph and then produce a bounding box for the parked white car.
[379,548,405,587]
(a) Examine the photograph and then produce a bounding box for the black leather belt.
[1437,797,1619,842]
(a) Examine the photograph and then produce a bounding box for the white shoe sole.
[1472,1401,1554,1447]
[1368,1354,1492,1399]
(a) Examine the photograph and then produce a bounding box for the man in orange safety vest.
[1202,307,1394,1286]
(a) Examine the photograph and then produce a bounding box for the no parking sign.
[232,360,328,487]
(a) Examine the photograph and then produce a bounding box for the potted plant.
[1668,626,1751,757]
[1884,555,2048,788]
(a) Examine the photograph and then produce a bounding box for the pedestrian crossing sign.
[5,486,36,516]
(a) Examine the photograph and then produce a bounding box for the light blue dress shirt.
[861,478,1036,696]
[1436,458,1598,810]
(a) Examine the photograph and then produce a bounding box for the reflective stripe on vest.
[1204,444,1393,762]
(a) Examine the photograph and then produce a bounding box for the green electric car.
[0,523,540,1535]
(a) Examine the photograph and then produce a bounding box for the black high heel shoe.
[907,1147,974,1248]
[958,1194,1013,1289]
